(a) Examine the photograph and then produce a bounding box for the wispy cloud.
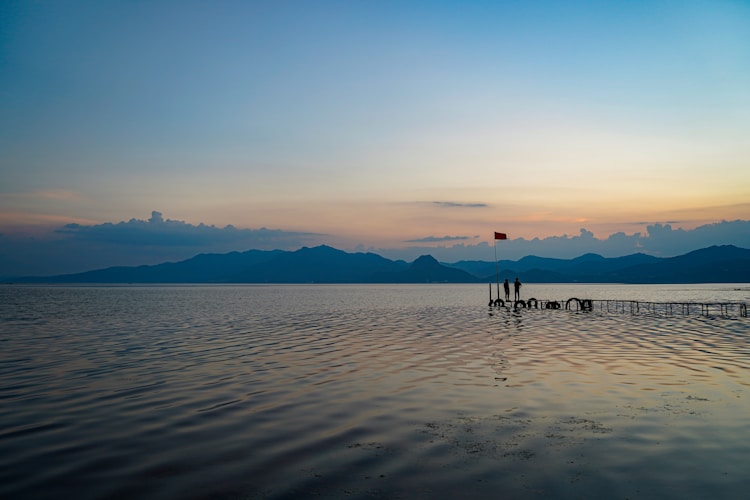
[32,189,83,201]
[0,211,97,226]
[405,235,477,243]
[432,201,488,208]
[3,189,84,202]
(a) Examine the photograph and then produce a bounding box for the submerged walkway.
[488,296,748,318]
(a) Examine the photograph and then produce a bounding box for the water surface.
[1,284,749,498]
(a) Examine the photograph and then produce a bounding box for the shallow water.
[1,284,749,499]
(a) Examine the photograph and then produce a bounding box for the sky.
[1,1,749,276]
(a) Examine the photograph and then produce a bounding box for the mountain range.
[7,244,750,284]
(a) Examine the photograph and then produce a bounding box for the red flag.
[494,232,507,240]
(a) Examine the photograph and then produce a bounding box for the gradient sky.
[2,1,750,275]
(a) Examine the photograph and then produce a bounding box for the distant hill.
[10,245,410,284]
[450,252,661,280]
[461,245,749,284]
[602,245,750,283]
[7,244,750,284]
[230,245,407,283]
[370,255,478,283]
[10,249,285,284]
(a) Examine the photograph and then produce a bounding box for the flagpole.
[494,237,500,300]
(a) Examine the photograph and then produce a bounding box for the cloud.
[56,211,320,248]
[1,211,323,277]
[30,189,83,201]
[432,201,488,208]
[2,213,749,278]
[639,220,750,256]
[377,220,750,262]
[405,235,477,243]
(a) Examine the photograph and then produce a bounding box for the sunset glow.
[1,1,749,276]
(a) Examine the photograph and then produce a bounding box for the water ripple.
[1,284,748,499]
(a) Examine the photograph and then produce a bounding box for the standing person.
[514,278,522,301]
[503,279,510,301]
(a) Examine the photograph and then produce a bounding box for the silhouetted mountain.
[447,259,517,277]
[7,244,750,284]
[605,245,750,283]
[12,249,283,283]
[14,245,406,284]
[231,245,407,283]
[472,245,749,284]
[563,253,660,279]
[450,252,660,278]
[371,255,479,283]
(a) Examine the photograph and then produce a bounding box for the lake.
[1,283,749,499]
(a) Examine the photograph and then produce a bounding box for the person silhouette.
[503,279,510,301]
[514,278,522,301]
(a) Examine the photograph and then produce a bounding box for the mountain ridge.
[6,244,750,284]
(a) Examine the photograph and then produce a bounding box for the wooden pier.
[488,296,748,318]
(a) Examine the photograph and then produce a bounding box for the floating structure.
[487,286,747,318]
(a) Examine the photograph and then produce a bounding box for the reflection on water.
[1,284,749,499]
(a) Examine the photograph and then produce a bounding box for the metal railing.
[488,296,748,318]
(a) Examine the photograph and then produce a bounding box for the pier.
[488,296,748,318]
